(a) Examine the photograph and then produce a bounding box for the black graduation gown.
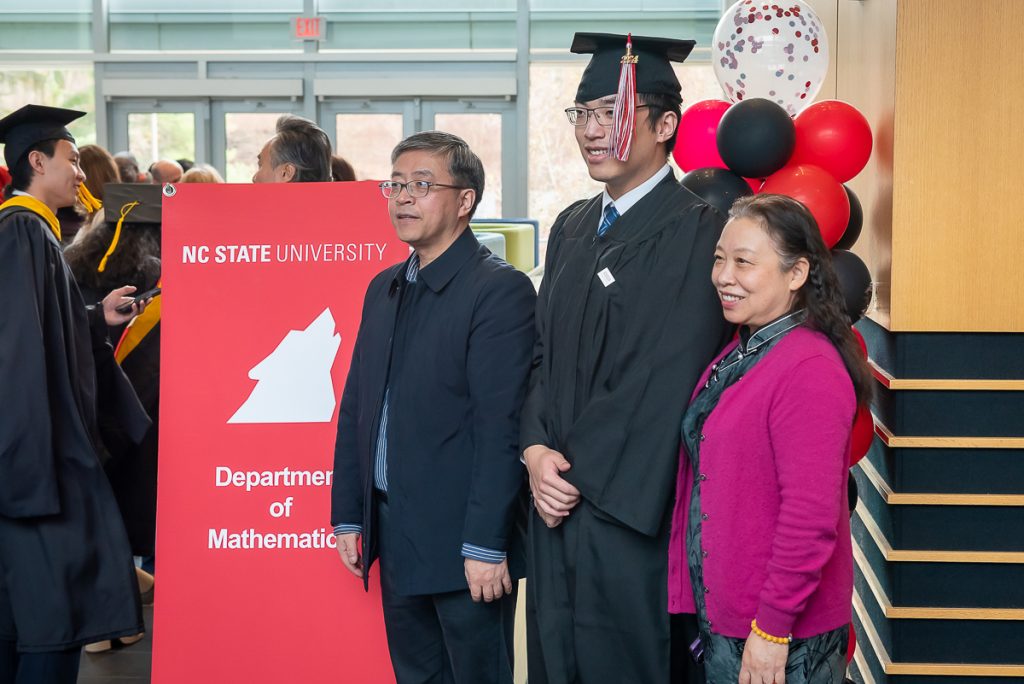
[78,281,161,558]
[520,175,733,684]
[0,206,147,651]
[105,319,161,557]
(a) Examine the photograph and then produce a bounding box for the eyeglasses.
[379,180,468,199]
[565,104,650,127]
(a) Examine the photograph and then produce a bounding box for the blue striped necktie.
[597,203,619,237]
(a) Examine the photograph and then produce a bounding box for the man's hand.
[739,631,788,684]
[335,532,363,579]
[523,445,580,521]
[102,285,147,326]
[464,558,513,603]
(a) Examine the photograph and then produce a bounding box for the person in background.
[59,143,121,245]
[331,154,356,181]
[668,194,872,683]
[180,164,224,183]
[148,159,183,185]
[0,104,149,684]
[252,114,332,184]
[114,151,143,183]
[520,33,731,684]
[176,158,194,173]
[331,131,535,684]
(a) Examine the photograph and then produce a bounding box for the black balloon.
[831,249,872,323]
[835,185,863,249]
[680,167,754,215]
[848,472,858,515]
[716,98,796,179]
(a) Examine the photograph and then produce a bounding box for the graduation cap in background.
[97,182,163,273]
[0,104,86,168]
[571,33,695,161]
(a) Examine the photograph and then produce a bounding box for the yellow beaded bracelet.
[751,619,793,645]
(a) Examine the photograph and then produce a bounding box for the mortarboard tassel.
[77,183,102,213]
[611,33,638,162]
[98,200,138,273]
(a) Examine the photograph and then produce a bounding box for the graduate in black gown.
[0,105,149,684]
[519,35,734,684]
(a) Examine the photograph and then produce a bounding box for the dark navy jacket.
[331,228,536,596]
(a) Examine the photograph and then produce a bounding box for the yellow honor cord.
[0,195,61,241]
[97,201,139,273]
[115,290,161,363]
[77,183,102,213]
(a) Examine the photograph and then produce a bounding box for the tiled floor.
[77,606,153,684]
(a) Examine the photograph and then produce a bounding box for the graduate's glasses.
[379,180,468,199]
[565,104,650,127]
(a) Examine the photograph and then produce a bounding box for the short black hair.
[8,138,58,194]
[639,91,682,155]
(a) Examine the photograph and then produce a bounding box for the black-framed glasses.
[379,180,468,199]
[565,104,650,127]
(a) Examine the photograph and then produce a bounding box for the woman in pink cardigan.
[668,194,873,684]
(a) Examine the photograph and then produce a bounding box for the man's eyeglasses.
[379,180,468,199]
[565,104,650,127]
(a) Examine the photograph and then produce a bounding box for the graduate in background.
[65,182,164,650]
[0,105,150,684]
[519,34,734,683]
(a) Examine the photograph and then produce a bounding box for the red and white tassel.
[611,33,638,162]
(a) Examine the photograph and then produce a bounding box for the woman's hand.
[739,631,788,684]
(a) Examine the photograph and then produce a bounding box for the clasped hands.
[523,444,581,528]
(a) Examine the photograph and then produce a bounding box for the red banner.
[155,182,404,683]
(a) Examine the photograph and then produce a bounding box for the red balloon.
[761,164,851,247]
[846,623,857,664]
[792,100,873,183]
[849,404,874,466]
[851,327,867,359]
[674,100,731,172]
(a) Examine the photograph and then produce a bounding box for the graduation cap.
[571,33,695,161]
[97,183,162,272]
[0,104,85,168]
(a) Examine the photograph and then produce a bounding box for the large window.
[127,113,196,171]
[109,0,304,51]
[0,1,92,51]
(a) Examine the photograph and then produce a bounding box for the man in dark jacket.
[519,34,734,684]
[330,131,536,684]
[0,104,150,683]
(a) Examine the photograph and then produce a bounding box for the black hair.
[639,91,682,155]
[8,139,59,195]
[728,193,874,407]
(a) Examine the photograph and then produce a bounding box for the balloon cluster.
[680,6,877,659]
[676,95,872,250]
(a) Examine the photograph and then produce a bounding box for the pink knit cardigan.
[667,326,856,639]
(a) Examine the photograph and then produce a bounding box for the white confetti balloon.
[712,0,830,117]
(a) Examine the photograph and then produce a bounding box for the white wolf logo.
[228,308,342,424]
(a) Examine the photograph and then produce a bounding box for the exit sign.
[293,16,324,41]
